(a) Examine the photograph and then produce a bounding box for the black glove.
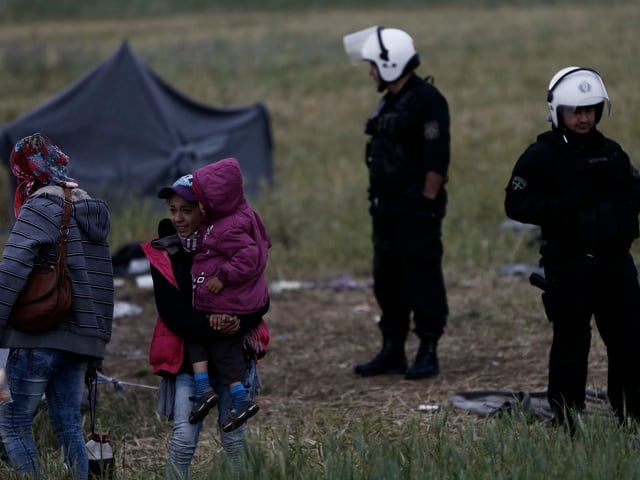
[416,195,441,219]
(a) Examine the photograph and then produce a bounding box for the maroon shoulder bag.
[9,187,73,333]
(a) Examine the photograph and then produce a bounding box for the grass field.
[1,2,639,478]
[1,1,638,279]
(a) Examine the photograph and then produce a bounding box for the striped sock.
[194,372,210,397]
[230,383,249,407]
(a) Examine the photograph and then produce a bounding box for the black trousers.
[541,253,640,423]
[187,332,245,386]
[372,210,448,344]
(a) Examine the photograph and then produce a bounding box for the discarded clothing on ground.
[449,389,610,421]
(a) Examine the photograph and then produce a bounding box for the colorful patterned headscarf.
[10,133,77,218]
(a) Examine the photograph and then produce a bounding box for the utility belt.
[530,249,632,292]
[369,183,446,219]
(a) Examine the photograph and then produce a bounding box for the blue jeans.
[0,348,89,480]
[166,359,260,480]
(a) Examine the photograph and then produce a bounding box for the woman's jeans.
[0,348,89,480]
[166,359,259,480]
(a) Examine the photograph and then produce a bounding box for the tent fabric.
[0,41,273,212]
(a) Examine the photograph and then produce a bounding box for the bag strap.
[58,187,72,266]
[87,373,98,435]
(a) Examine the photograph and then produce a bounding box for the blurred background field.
[1,0,638,281]
[0,2,639,478]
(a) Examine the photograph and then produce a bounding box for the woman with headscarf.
[0,133,113,479]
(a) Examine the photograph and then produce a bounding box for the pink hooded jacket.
[191,157,270,314]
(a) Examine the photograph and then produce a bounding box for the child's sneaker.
[188,387,219,424]
[222,400,259,432]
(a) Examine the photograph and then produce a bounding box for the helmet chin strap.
[372,63,388,93]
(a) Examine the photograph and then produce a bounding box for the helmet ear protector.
[547,67,601,103]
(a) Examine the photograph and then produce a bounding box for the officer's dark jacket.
[505,128,640,260]
[365,72,450,216]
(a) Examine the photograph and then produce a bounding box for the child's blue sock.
[230,383,249,407]
[194,372,210,397]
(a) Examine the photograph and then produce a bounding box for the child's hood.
[193,157,246,220]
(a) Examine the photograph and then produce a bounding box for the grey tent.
[0,41,273,213]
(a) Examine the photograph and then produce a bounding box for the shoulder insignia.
[511,176,528,191]
[424,121,440,140]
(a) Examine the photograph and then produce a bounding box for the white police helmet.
[547,66,611,128]
[343,26,420,83]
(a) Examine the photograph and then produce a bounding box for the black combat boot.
[405,337,440,380]
[354,338,408,376]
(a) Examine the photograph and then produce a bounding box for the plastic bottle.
[86,432,114,479]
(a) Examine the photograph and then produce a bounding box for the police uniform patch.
[424,121,440,140]
[511,176,528,191]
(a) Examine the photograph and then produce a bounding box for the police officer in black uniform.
[343,26,450,380]
[505,66,640,427]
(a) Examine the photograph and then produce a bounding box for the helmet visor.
[343,26,378,65]
[559,98,609,111]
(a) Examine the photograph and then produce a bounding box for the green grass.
[9,386,640,479]
[0,0,618,21]
[1,2,640,478]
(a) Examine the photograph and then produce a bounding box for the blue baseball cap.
[157,174,197,202]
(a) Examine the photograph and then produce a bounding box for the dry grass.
[105,266,609,439]
[76,265,611,477]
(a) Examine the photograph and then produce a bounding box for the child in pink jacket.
[188,157,270,432]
